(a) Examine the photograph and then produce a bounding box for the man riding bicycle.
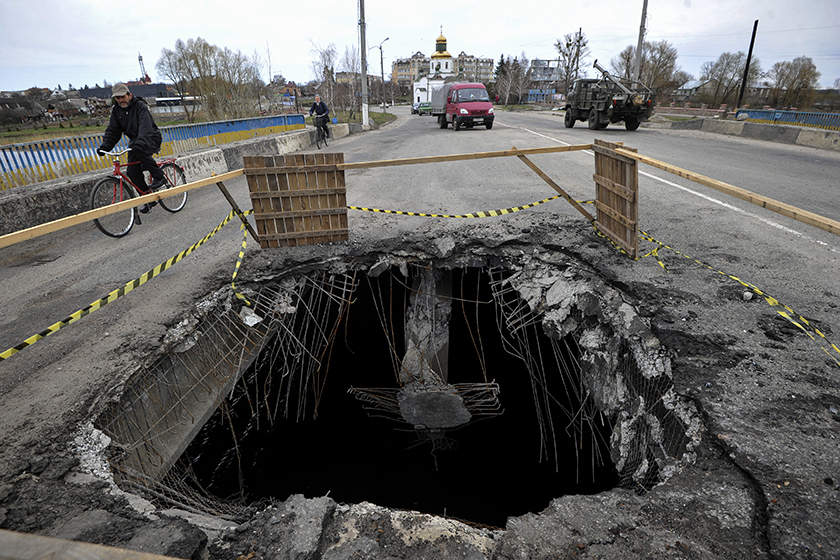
[98,83,165,213]
[309,94,330,139]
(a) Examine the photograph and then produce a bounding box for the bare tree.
[338,45,361,116]
[764,56,821,109]
[699,51,762,107]
[554,30,589,94]
[157,44,197,122]
[510,52,533,104]
[494,55,514,105]
[610,41,691,98]
[310,41,338,109]
[610,46,635,80]
[156,37,263,122]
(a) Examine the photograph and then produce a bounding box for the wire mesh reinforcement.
[96,261,696,517]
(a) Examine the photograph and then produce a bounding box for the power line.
[649,25,840,40]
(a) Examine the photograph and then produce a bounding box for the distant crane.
[138,53,150,83]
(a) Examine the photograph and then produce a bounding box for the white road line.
[502,122,839,253]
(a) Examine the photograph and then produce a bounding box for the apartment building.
[393,33,494,87]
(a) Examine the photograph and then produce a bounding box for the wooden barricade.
[244,153,349,248]
[592,139,639,258]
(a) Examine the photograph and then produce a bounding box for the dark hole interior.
[182,267,617,528]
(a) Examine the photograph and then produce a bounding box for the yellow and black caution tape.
[1,209,248,362]
[349,195,562,218]
[231,219,251,306]
[638,230,840,366]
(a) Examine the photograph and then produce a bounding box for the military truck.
[563,60,654,131]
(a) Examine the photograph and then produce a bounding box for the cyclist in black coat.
[309,94,330,138]
[98,83,165,211]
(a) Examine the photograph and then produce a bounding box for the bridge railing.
[0,114,306,191]
[735,109,840,131]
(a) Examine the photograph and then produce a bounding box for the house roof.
[679,80,707,90]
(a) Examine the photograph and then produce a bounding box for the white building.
[412,32,456,104]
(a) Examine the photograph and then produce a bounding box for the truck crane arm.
[593,59,635,96]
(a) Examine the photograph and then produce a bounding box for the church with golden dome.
[393,29,494,104]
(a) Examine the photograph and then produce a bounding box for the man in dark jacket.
[98,83,165,212]
[309,94,330,138]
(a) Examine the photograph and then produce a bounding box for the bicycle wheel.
[316,128,323,149]
[158,163,188,212]
[323,128,329,147]
[90,177,136,237]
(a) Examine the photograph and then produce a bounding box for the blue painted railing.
[0,114,306,190]
[735,109,840,131]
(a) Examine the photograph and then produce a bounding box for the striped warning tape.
[231,220,251,306]
[349,195,563,218]
[0,209,247,362]
[638,230,840,366]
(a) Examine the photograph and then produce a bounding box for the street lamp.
[371,37,389,111]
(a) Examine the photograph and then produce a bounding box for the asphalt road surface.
[2,106,839,377]
[2,105,840,558]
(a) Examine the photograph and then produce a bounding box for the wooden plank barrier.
[244,153,349,248]
[592,139,639,258]
[614,147,840,237]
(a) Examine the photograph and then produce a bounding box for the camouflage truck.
[563,60,654,131]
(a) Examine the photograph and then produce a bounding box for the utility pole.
[359,0,369,128]
[737,20,759,111]
[372,38,389,112]
[632,0,648,85]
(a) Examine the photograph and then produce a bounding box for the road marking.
[502,122,840,254]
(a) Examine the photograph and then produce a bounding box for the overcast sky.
[1,0,838,92]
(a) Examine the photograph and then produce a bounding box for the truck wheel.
[454,118,461,131]
[564,110,575,128]
[439,115,448,129]
[588,108,600,130]
[625,117,640,131]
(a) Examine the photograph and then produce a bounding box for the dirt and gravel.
[0,113,838,559]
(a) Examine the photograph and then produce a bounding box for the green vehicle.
[417,101,432,116]
[564,60,654,131]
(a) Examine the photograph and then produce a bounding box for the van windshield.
[456,88,490,102]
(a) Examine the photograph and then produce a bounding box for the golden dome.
[432,29,449,59]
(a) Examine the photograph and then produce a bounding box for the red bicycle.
[90,148,188,237]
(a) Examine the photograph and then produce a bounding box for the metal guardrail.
[735,109,840,131]
[0,114,306,190]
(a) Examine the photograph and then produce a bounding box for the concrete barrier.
[796,128,840,150]
[697,119,744,136]
[652,116,840,152]
[0,124,353,236]
[741,121,802,144]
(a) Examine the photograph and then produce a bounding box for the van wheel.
[454,118,461,131]
[439,115,448,129]
[485,121,493,130]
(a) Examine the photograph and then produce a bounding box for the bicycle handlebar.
[98,148,131,157]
